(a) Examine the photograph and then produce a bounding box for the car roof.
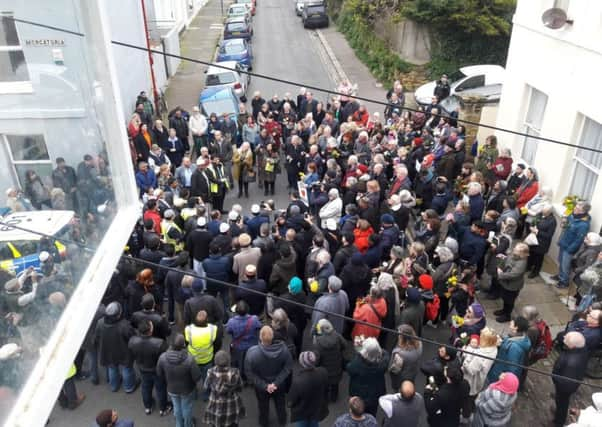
[200,86,237,102]
[220,38,245,46]
[0,210,74,242]
[206,61,240,75]
[459,64,504,77]
[226,16,247,23]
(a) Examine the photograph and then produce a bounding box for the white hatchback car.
[204,61,250,101]
[414,64,505,106]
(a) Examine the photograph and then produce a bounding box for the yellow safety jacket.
[66,363,77,380]
[161,220,184,252]
[184,323,217,365]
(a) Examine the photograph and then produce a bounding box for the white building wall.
[495,0,602,255]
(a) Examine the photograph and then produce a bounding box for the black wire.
[2,219,601,390]
[7,16,602,155]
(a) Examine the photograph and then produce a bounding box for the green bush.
[336,0,411,87]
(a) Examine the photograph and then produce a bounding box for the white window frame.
[2,134,53,188]
[568,115,602,201]
[521,86,548,165]
[0,13,33,94]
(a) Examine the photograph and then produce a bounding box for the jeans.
[296,421,319,427]
[255,387,286,427]
[87,348,99,383]
[140,371,168,410]
[169,391,195,427]
[107,365,137,392]
[198,362,213,401]
[558,248,573,285]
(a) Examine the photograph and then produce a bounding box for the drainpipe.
[140,0,160,114]
[161,37,170,78]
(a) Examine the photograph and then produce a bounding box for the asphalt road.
[47,2,449,426]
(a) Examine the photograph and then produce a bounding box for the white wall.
[495,0,602,253]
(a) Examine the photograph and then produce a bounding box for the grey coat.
[498,256,528,292]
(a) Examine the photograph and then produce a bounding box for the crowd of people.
[1,80,602,427]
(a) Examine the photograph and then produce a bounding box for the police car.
[0,210,74,275]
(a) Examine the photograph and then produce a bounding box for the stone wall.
[373,17,431,65]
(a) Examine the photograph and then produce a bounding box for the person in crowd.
[202,350,246,427]
[379,380,427,427]
[423,363,470,427]
[493,243,530,323]
[333,396,378,427]
[95,409,135,427]
[472,372,519,427]
[487,316,532,383]
[235,265,267,317]
[184,310,218,401]
[232,233,261,283]
[399,287,425,338]
[346,337,389,416]
[288,351,329,427]
[351,286,387,341]
[311,276,349,335]
[552,331,589,427]
[245,326,293,427]
[312,318,349,403]
[526,203,558,278]
[389,324,423,390]
[156,334,201,427]
[566,392,602,426]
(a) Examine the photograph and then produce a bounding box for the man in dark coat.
[131,293,171,340]
[185,216,212,271]
[433,75,451,101]
[94,302,138,392]
[423,364,469,427]
[190,158,211,203]
[333,233,358,275]
[168,108,190,151]
[288,351,329,425]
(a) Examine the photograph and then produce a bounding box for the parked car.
[414,64,505,106]
[199,86,240,122]
[205,61,250,102]
[216,38,253,69]
[223,16,253,41]
[236,0,256,15]
[0,210,73,275]
[227,3,252,21]
[302,1,328,28]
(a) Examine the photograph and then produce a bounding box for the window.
[206,72,236,86]
[569,116,602,201]
[3,134,53,188]
[0,14,32,93]
[455,75,485,91]
[521,86,547,165]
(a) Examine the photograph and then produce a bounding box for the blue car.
[199,86,240,122]
[216,38,253,70]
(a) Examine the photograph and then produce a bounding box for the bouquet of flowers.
[562,195,583,216]
[444,268,459,299]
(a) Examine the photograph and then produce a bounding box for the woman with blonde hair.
[157,163,172,191]
[365,180,381,209]
[232,141,253,198]
[461,327,499,417]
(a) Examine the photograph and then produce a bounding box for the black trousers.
[554,388,573,426]
[527,249,545,274]
[58,377,78,408]
[237,175,249,197]
[501,288,520,316]
[264,181,275,195]
[435,293,450,323]
[255,387,286,427]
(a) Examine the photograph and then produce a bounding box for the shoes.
[556,282,569,289]
[550,274,560,281]
[145,408,152,415]
[125,378,141,394]
[496,315,511,323]
[68,394,86,410]
[493,309,505,316]
[159,406,173,417]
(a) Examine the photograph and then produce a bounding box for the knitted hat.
[299,351,317,369]
[406,287,421,303]
[418,274,433,290]
[470,334,480,345]
[380,213,394,225]
[289,276,303,294]
[489,372,519,395]
[470,302,484,318]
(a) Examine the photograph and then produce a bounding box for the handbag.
[244,170,256,183]
[525,232,539,246]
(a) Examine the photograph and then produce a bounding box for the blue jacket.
[207,219,222,237]
[226,314,262,351]
[558,214,591,254]
[135,169,157,196]
[202,254,231,294]
[487,335,531,381]
[245,214,269,240]
[458,228,487,266]
[468,194,484,223]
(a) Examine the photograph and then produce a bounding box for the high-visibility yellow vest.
[161,220,184,252]
[184,323,217,365]
[180,207,196,221]
[66,363,77,380]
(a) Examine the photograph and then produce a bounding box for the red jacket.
[351,297,387,339]
[516,181,539,209]
[353,227,374,254]
[491,157,513,180]
[352,110,369,127]
[143,209,162,235]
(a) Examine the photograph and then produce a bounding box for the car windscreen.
[226,22,246,32]
[221,41,245,54]
[448,70,465,83]
[206,73,237,85]
[306,5,326,13]
[230,6,247,14]
[202,98,236,117]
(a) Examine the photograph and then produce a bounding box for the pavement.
[46,2,601,426]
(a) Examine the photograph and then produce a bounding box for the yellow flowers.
[562,195,582,216]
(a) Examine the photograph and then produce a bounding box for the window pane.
[525,87,547,130]
[0,16,21,46]
[576,117,602,169]
[522,127,538,165]
[6,135,50,161]
[0,50,30,82]
[570,161,598,201]
[13,163,53,189]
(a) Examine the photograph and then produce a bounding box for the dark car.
[224,16,253,41]
[216,38,253,70]
[302,1,329,28]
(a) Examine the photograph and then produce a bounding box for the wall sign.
[25,39,65,47]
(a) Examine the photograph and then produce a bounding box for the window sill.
[0,81,34,94]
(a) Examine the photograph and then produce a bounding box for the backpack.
[425,294,440,321]
[531,319,553,361]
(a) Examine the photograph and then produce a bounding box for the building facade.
[495,0,602,253]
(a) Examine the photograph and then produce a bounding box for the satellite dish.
[541,8,573,29]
